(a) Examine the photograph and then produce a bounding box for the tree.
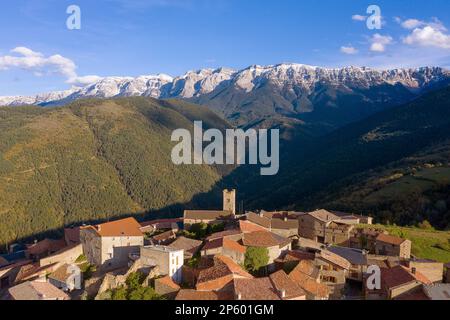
[126,272,145,290]
[111,287,128,300]
[189,223,209,239]
[244,247,269,273]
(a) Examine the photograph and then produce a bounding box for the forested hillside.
[0,97,231,246]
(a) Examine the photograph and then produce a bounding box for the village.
[1,189,449,301]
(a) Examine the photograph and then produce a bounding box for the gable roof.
[81,217,143,237]
[48,264,72,283]
[152,230,176,242]
[206,229,242,241]
[316,250,351,270]
[242,231,291,248]
[239,220,268,233]
[8,280,69,300]
[382,265,431,291]
[168,236,202,256]
[269,270,306,300]
[327,246,367,265]
[376,233,408,246]
[155,275,181,291]
[197,255,252,290]
[184,210,233,220]
[234,277,280,300]
[308,209,340,223]
[26,238,66,256]
[223,238,246,254]
[288,261,328,299]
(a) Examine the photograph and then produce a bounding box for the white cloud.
[370,34,393,52]
[352,14,366,21]
[404,25,450,49]
[0,47,101,87]
[401,19,426,30]
[340,46,358,55]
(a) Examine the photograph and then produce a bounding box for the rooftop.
[234,277,280,300]
[142,245,182,253]
[269,270,306,300]
[381,265,432,291]
[242,231,291,248]
[376,233,408,246]
[81,217,143,237]
[8,280,69,300]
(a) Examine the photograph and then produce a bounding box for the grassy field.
[360,224,450,263]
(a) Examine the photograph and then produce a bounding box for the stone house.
[233,270,306,300]
[378,265,432,300]
[140,245,184,283]
[375,233,411,259]
[80,217,144,270]
[328,246,368,282]
[298,210,340,243]
[196,255,253,292]
[241,230,292,271]
[150,230,177,245]
[288,260,329,300]
[167,236,202,260]
[246,211,302,238]
[184,189,237,230]
[314,250,350,299]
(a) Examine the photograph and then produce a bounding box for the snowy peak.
[0,64,449,107]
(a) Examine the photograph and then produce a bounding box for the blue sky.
[1,0,450,95]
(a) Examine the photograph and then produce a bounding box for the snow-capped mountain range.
[2,64,449,107]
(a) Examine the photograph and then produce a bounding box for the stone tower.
[223,189,236,215]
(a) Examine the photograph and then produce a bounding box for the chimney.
[280,289,286,299]
[411,267,417,275]
[236,292,242,300]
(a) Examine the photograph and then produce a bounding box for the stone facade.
[80,230,143,270]
[223,189,236,215]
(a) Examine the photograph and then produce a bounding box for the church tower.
[223,189,236,215]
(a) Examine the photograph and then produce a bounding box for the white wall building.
[140,246,184,283]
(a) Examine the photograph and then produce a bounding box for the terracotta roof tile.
[8,280,69,300]
[223,238,246,254]
[206,229,241,241]
[81,217,143,237]
[48,264,72,283]
[242,231,291,248]
[239,220,268,233]
[289,261,328,299]
[317,250,351,270]
[168,236,202,257]
[382,265,432,291]
[156,275,181,291]
[26,239,66,256]
[269,270,306,299]
[376,233,408,246]
[234,277,280,300]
